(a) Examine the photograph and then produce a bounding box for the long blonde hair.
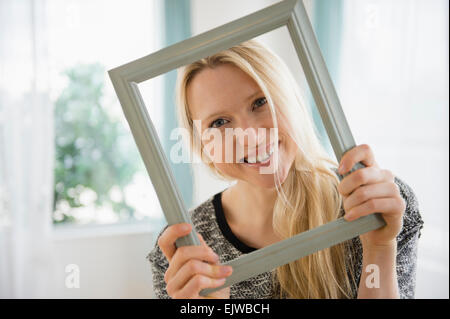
[175,40,356,298]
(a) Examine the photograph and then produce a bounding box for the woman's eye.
[210,118,229,128]
[252,97,267,110]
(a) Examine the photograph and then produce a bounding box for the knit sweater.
[147,175,424,299]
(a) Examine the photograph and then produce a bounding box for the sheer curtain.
[0,0,56,298]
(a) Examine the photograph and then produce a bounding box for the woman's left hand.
[337,144,406,249]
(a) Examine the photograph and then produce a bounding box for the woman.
[147,40,424,299]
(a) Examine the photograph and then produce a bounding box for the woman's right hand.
[158,222,233,299]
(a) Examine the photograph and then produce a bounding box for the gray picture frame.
[108,0,386,296]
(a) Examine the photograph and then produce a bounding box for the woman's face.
[187,63,298,188]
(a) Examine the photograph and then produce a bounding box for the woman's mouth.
[239,140,280,168]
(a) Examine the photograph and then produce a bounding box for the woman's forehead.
[186,64,261,120]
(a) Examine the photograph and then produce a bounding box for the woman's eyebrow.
[244,89,263,102]
[203,89,263,122]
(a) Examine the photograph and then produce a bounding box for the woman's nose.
[235,123,266,150]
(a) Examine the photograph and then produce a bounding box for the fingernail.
[181,224,191,232]
[216,278,226,285]
[338,163,345,174]
[210,250,219,262]
[221,266,232,275]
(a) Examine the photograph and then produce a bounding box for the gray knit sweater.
[147,175,424,299]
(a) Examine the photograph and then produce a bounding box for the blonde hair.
[175,40,356,298]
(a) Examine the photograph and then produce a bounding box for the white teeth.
[243,144,275,164]
[257,144,274,162]
[257,154,269,163]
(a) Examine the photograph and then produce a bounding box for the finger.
[338,167,394,196]
[166,260,232,295]
[339,144,377,175]
[164,245,219,281]
[197,233,208,247]
[197,233,221,264]
[344,197,406,221]
[203,286,231,299]
[343,182,400,213]
[173,274,227,299]
[158,223,192,263]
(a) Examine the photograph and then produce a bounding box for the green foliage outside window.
[53,63,141,224]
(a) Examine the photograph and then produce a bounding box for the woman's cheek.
[202,140,222,163]
[202,137,237,164]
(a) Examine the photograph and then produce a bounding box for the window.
[49,0,166,225]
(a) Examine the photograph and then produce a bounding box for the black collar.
[212,191,257,254]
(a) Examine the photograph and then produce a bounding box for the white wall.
[50,224,156,298]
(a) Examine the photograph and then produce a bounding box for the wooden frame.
[108,0,385,296]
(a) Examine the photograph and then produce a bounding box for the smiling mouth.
[239,140,280,164]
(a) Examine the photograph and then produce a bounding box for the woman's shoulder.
[188,193,218,229]
[392,175,424,241]
[189,191,244,257]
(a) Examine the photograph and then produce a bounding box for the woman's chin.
[246,169,289,189]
